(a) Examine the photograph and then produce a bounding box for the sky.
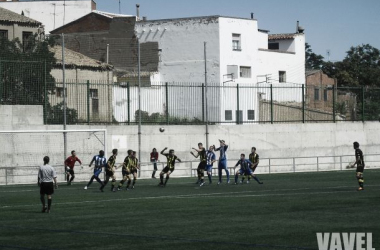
[95,0,380,62]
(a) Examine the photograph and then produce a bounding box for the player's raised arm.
[89,156,95,167]
[190,150,199,158]
[161,147,168,155]
[176,157,182,163]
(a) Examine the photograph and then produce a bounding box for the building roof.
[137,15,257,23]
[305,69,322,76]
[268,33,297,40]
[50,45,113,71]
[92,10,133,19]
[0,6,41,26]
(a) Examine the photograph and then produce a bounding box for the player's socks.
[165,176,169,185]
[248,176,251,181]
[225,168,230,182]
[40,195,45,208]
[252,176,263,184]
[241,177,245,182]
[132,179,136,187]
[94,176,103,185]
[70,176,75,182]
[87,176,95,187]
[47,198,52,210]
[207,173,212,183]
[160,175,164,184]
[126,180,131,188]
[235,175,238,183]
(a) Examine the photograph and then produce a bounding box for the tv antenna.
[119,0,121,14]
[326,50,331,61]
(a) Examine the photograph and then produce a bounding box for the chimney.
[296,20,299,33]
[136,4,140,19]
[142,16,147,21]
[250,13,254,19]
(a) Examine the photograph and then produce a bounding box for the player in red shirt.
[64,150,82,185]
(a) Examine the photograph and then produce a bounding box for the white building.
[0,0,96,34]
[132,16,305,124]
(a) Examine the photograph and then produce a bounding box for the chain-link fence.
[1,34,380,125]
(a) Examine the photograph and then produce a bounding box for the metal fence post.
[165,82,169,125]
[202,83,205,122]
[302,84,305,123]
[270,84,273,124]
[0,60,2,104]
[236,84,240,124]
[340,156,342,170]
[127,82,130,125]
[362,86,365,122]
[293,157,295,172]
[317,156,319,171]
[268,158,271,174]
[87,80,90,124]
[44,60,47,124]
[333,85,336,123]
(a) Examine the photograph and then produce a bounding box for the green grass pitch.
[0,170,379,250]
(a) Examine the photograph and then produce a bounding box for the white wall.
[0,0,94,33]
[135,17,220,84]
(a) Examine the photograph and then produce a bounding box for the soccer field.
[0,170,379,250]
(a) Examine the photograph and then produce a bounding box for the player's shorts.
[66,168,74,175]
[94,168,102,177]
[206,165,213,172]
[106,170,115,177]
[238,168,252,175]
[356,164,365,173]
[122,169,131,177]
[130,168,138,174]
[162,166,174,173]
[198,161,207,170]
[40,182,54,195]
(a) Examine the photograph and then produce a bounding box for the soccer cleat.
[100,186,104,192]
[247,181,250,184]
[217,181,221,185]
[41,206,47,213]
[112,188,116,192]
[46,209,50,214]
[357,187,364,191]
[200,182,205,187]
[126,188,130,191]
[239,180,243,184]
[84,186,88,190]
[234,182,237,185]
[118,187,122,191]
[195,181,200,184]
[152,176,156,179]
[132,186,135,189]
[67,181,70,186]
[227,180,230,184]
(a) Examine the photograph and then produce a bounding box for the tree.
[305,43,325,70]
[0,35,56,105]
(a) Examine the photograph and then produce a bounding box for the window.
[268,43,279,50]
[323,89,328,101]
[247,110,255,120]
[279,71,286,83]
[314,87,320,101]
[225,110,232,121]
[0,30,8,40]
[236,110,243,124]
[90,89,98,99]
[227,65,238,79]
[240,66,251,78]
[22,31,33,51]
[232,33,241,51]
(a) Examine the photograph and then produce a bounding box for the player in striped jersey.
[159,147,181,187]
[190,142,207,186]
[117,150,133,190]
[352,142,365,191]
[84,150,106,190]
[205,146,216,184]
[244,147,260,184]
[234,154,263,185]
[100,149,118,192]
[129,151,140,189]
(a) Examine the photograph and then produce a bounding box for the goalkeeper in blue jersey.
[234,154,263,185]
